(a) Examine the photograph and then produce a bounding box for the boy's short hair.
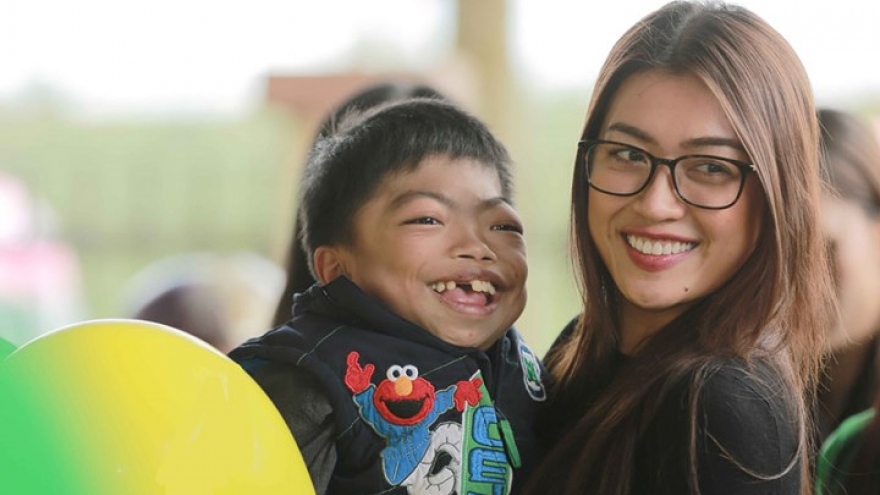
[299,98,514,275]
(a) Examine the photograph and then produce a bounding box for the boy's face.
[323,155,527,350]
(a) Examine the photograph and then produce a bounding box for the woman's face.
[822,194,880,349]
[587,70,766,347]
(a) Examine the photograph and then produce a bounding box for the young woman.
[523,2,835,494]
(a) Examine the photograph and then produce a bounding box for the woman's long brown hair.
[524,2,835,494]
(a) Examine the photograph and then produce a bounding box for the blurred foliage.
[0,88,589,355]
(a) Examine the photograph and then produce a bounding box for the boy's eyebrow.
[389,190,513,210]
[390,190,453,209]
[606,122,746,152]
[480,196,514,209]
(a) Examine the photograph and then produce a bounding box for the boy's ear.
[313,246,348,284]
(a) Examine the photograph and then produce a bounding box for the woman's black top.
[538,321,802,494]
[632,358,801,494]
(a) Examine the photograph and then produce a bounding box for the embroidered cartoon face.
[373,364,436,426]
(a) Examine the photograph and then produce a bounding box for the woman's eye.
[704,163,733,175]
[615,148,646,162]
[692,161,737,177]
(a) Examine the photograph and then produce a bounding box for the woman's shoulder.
[637,357,802,494]
[656,357,797,437]
[693,357,801,487]
[697,357,794,419]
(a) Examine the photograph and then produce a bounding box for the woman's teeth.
[430,280,496,295]
[626,235,695,255]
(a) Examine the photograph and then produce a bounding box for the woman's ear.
[313,246,348,284]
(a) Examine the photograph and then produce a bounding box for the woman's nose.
[631,166,687,219]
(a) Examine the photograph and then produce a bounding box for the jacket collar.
[295,276,479,355]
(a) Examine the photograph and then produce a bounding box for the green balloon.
[0,359,85,494]
[0,337,14,360]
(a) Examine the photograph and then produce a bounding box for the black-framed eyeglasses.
[579,139,756,210]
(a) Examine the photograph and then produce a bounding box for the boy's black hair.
[314,83,446,142]
[298,97,513,275]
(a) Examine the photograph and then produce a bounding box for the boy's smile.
[430,279,497,309]
[316,155,528,350]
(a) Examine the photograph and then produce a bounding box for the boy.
[229,98,545,495]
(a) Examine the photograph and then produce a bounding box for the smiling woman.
[586,70,766,351]
[522,2,835,495]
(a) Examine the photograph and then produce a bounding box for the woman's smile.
[622,233,697,272]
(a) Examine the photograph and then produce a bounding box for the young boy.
[229,98,545,495]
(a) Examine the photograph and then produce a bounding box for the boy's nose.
[452,228,497,261]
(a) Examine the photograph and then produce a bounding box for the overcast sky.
[2,0,877,118]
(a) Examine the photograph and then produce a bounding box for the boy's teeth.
[485,283,496,295]
[430,280,497,295]
[626,235,694,256]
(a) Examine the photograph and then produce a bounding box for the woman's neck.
[618,300,689,355]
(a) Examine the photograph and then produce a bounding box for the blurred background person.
[816,107,880,439]
[814,108,880,494]
[0,171,86,346]
[123,252,284,353]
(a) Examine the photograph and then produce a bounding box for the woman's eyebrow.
[605,122,745,152]
[682,136,746,152]
[605,122,654,144]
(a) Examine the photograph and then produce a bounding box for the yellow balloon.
[1,318,315,495]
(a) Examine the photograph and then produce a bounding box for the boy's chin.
[424,324,508,351]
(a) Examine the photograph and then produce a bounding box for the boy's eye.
[405,216,441,226]
[492,223,524,234]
